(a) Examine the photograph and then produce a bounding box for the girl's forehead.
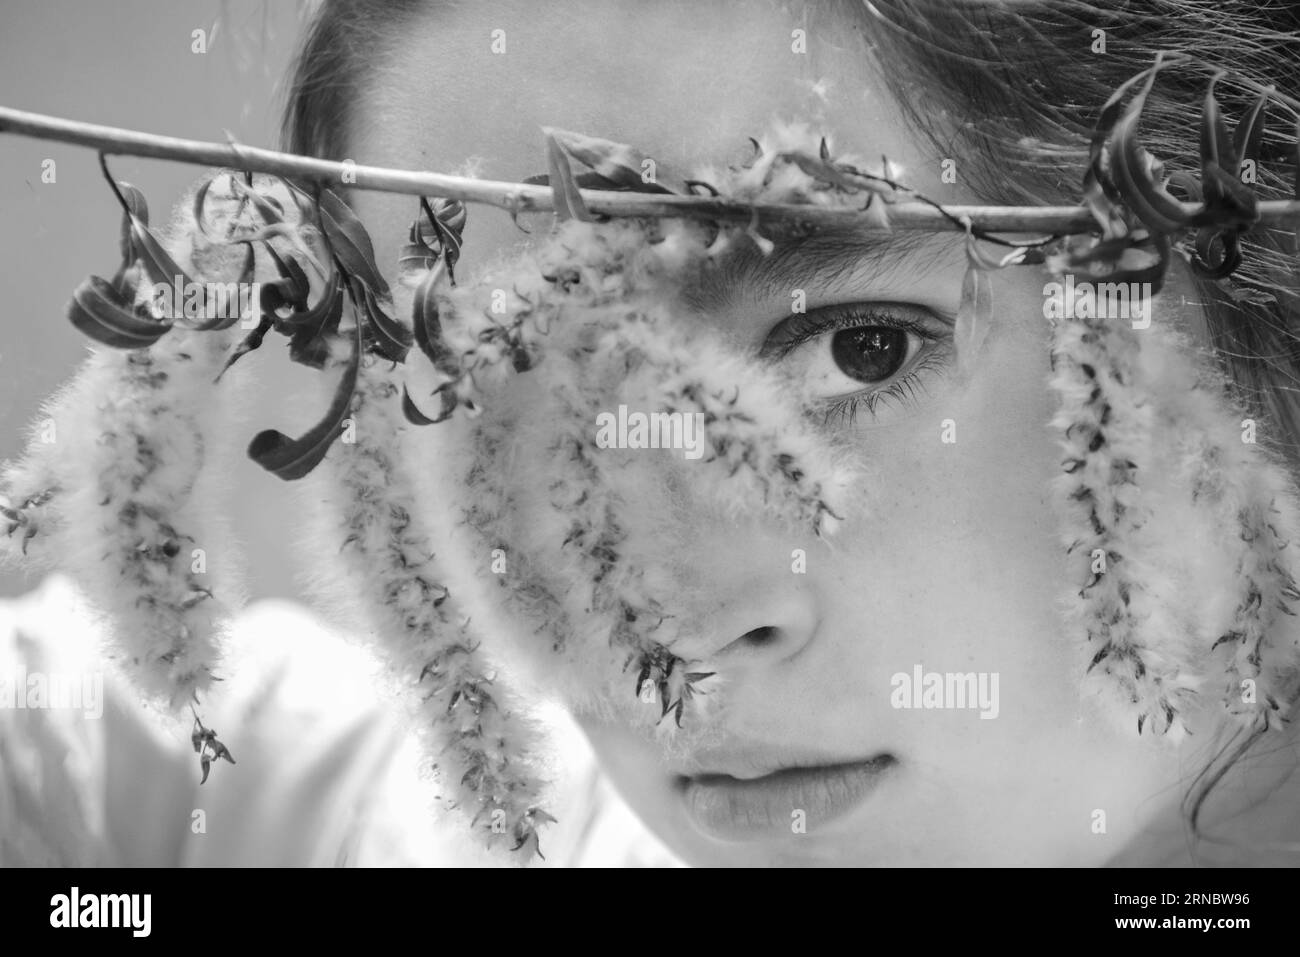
[357,0,938,193]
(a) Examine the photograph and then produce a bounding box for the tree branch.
[2,105,1299,238]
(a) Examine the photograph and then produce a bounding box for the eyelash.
[819,349,948,427]
[764,304,951,426]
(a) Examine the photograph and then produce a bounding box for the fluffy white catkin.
[298,349,555,860]
[1050,296,1300,738]
[0,186,252,710]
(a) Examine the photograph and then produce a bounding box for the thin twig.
[2,105,1299,238]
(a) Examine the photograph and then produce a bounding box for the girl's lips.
[677,755,898,842]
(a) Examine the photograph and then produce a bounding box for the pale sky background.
[0,0,310,599]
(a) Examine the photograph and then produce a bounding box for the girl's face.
[350,0,1212,865]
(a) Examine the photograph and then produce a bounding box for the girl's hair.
[282,0,426,166]
[280,0,1300,855]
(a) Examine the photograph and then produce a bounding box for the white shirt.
[0,574,682,867]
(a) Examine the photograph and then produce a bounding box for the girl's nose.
[702,574,821,666]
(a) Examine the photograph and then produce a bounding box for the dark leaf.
[1191,227,1242,279]
[129,215,195,296]
[543,130,595,222]
[287,272,345,369]
[319,188,390,297]
[1087,59,1167,198]
[431,197,466,235]
[355,279,412,363]
[215,314,273,381]
[1199,74,1235,196]
[412,264,460,376]
[1233,88,1270,175]
[398,240,439,277]
[233,223,327,276]
[542,127,681,194]
[259,280,304,323]
[262,242,311,310]
[421,197,464,285]
[529,808,558,826]
[401,383,455,425]
[227,175,285,226]
[284,179,324,224]
[66,275,172,350]
[1195,164,1256,226]
[118,182,149,262]
[191,176,220,239]
[1107,69,1190,235]
[510,344,533,373]
[210,740,235,764]
[247,315,361,481]
[1164,170,1203,203]
[1196,74,1258,226]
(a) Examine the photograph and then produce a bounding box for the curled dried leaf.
[283,271,345,369]
[233,222,328,278]
[411,263,461,378]
[66,275,171,350]
[247,316,361,480]
[215,315,273,381]
[543,127,682,194]
[1107,69,1190,235]
[319,188,390,296]
[354,279,412,363]
[543,129,595,222]
[117,182,149,261]
[227,174,286,226]
[401,382,455,425]
[129,215,194,298]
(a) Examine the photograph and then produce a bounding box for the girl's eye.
[760,301,954,426]
[829,326,910,384]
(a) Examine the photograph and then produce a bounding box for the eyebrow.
[679,225,960,316]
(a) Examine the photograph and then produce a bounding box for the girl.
[3,0,1299,866]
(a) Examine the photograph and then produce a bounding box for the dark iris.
[830,326,908,383]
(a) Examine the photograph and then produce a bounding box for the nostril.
[738,626,779,646]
